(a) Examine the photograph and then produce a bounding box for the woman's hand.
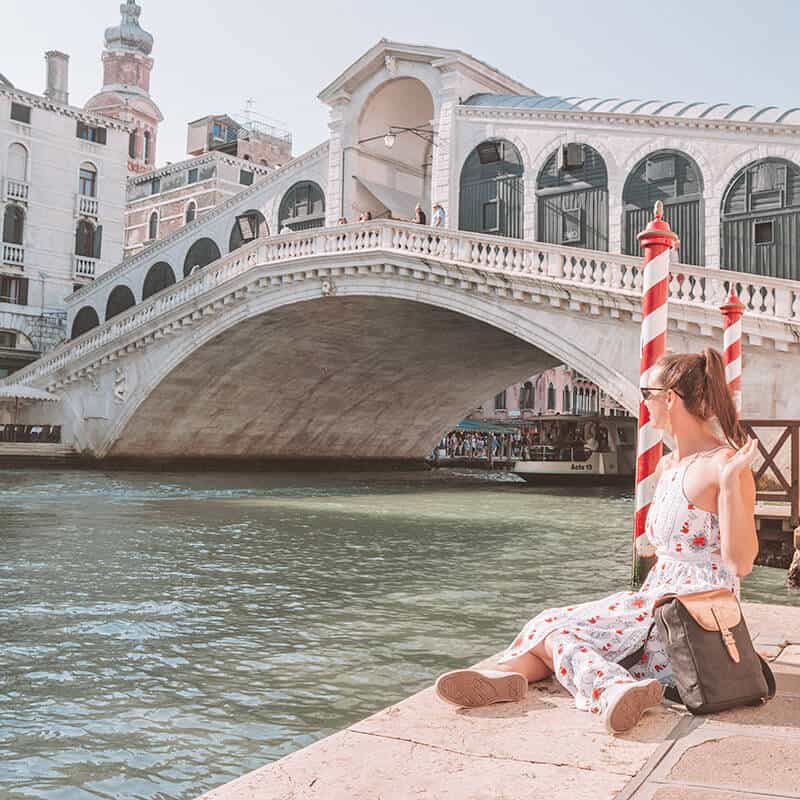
[719,437,759,490]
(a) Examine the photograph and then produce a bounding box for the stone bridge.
[3,221,800,460]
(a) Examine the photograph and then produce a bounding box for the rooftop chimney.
[44,51,69,104]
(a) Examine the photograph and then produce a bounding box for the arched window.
[7,142,28,181]
[143,130,152,164]
[721,158,800,280]
[590,389,597,413]
[183,237,221,277]
[623,151,704,266]
[572,386,578,414]
[562,385,571,413]
[519,380,533,410]
[547,382,556,410]
[128,130,137,159]
[229,209,267,251]
[536,143,608,251]
[78,161,97,197]
[71,306,100,339]
[75,219,96,257]
[2,205,24,244]
[459,139,524,238]
[105,285,136,321]
[148,211,158,241]
[142,261,176,300]
[278,181,325,232]
[185,201,197,225]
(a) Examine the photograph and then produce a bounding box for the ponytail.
[656,348,746,448]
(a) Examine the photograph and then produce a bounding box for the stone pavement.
[197,602,800,800]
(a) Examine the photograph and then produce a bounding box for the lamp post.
[633,200,679,585]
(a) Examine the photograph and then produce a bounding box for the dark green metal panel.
[721,158,800,280]
[622,151,704,266]
[459,140,524,238]
[536,144,608,251]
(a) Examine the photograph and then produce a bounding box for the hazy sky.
[3,0,797,166]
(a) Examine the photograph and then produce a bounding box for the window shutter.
[19,277,29,306]
[93,225,103,259]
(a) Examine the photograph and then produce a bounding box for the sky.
[3,0,798,166]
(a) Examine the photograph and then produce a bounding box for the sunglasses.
[640,386,684,401]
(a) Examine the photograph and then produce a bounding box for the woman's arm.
[717,439,760,577]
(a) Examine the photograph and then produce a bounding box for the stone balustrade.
[73,255,98,280]
[4,178,29,203]
[4,220,800,389]
[76,194,99,218]
[2,243,24,267]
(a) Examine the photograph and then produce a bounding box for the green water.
[1,468,795,800]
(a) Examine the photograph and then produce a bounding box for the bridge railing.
[4,220,800,388]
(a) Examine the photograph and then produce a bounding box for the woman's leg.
[493,649,552,683]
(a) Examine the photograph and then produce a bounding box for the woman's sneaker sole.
[604,679,663,734]
[435,669,528,708]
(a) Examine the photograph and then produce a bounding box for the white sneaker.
[435,669,528,708]
[602,679,663,734]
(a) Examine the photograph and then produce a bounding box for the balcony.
[4,178,29,203]
[2,243,24,267]
[76,193,99,218]
[73,255,98,280]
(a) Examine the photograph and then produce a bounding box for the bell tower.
[84,1,163,173]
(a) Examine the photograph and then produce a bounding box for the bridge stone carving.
[4,221,799,460]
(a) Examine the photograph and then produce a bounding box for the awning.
[354,176,419,220]
[0,385,60,402]
[456,419,521,434]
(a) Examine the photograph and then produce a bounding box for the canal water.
[2,468,797,800]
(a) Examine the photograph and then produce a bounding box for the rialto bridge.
[2,220,799,460]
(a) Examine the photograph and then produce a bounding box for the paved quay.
[197,601,800,800]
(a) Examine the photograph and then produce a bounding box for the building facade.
[474,365,630,423]
[0,57,129,376]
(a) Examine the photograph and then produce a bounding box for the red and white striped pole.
[720,288,745,417]
[633,200,679,584]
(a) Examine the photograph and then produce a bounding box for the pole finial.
[654,200,664,220]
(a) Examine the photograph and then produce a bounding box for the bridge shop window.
[623,150,704,266]
[105,285,136,321]
[229,209,267,252]
[71,306,100,339]
[721,158,800,280]
[536,143,608,251]
[183,237,221,277]
[142,261,176,300]
[459,139,524,238]
[278,181,325,232]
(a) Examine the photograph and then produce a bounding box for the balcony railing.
[4,178,29,203]
[76,193,99,218]
[73,255,98,280]
[2,243,24,267]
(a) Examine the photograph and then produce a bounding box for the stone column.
[324,92,351,227]
[429,66,459,228]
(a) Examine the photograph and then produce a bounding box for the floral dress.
[497,450,739,714]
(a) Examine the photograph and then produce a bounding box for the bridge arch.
[142,261,176,300]
[99,279,639,459]
[105,285,136,321]
[71,306,100,339]
[183,237,222,277]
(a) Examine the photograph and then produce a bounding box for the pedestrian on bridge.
[435,348,759,734]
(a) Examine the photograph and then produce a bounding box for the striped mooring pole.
[720,288,745,417]
[633,200,679,585]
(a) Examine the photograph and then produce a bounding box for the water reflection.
[0,468,795,800]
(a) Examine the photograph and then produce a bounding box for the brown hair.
[656,348,746,448]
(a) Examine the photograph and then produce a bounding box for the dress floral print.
[498,452,739,714]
